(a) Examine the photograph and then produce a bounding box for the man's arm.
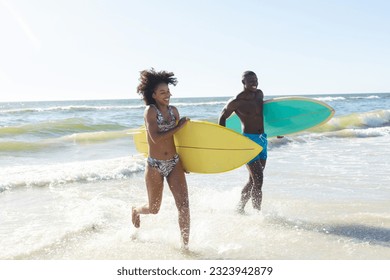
[218,99,236,127]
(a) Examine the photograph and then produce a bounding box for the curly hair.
[136,68,178,105]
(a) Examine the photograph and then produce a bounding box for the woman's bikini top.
[150,104,176,132]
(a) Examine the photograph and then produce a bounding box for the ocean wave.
[0,141,52,152]
[0,128,139,152]
[0,118,128,136]
[2,110,389,153]
[323,127,390,138]
[59,129,136,143]
[0,104,144,114]
[171,101,227,107]
[0,157,145,192]
[309,109,390,133]
[314,95,382,102]
[314,96,346,102]
[269,127,390,149]
[267,110,390,143]
[0,100,228,114]
[350,95,381,100]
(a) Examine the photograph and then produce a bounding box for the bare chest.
[236,99,263,117]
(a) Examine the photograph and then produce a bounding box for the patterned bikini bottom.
[147,154,179,177]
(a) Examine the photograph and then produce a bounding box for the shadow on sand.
[266,214,390,248]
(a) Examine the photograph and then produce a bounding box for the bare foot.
[236,203,246,215]
[132,207,140,228]
[181,243,189,252]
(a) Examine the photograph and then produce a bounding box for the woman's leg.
[132,164,164,228]
[167,160,190,247]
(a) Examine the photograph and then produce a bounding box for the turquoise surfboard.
[226,97,335,137]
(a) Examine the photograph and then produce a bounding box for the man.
[218,71,267,213]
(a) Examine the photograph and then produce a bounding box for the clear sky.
[1,0,389,102]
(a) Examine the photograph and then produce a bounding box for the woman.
[132,68,190,248]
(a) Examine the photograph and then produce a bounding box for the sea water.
[0,93,389,260]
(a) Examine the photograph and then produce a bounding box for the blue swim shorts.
[243,133,268,164]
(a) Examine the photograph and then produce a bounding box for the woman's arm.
[144,106,188,144]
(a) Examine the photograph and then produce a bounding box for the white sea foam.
[0,156,145,192]
[315,96,346,102]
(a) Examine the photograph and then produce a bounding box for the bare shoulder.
[169,105,180,119]
[144,105,154,113]
[235,91,246,99]
[256,89,264,99]
[169,105,179,113]
[170,105,179,114]
[225,96,240,108]
[144,105,157,118]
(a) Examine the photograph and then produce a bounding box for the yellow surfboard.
[133,120,262,174]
